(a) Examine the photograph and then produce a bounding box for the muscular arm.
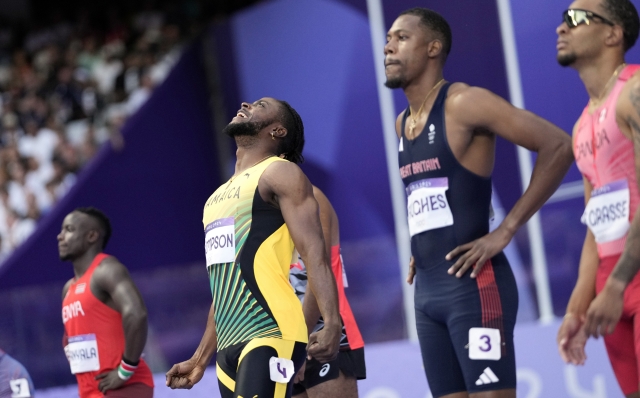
[566,177,599,316]
[261,162,340,360]
[456,86,573,237]
[301,186,336,336]
[93,259,148,362]
[191,303,218,367]
[557,196,597,364]
[165,303,215,389]
[582,76,640,337]
[62,279,73,346]
[611,78,640,287]
[446,86,574,277]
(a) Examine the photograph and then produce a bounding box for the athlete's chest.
[398,119,449,182]
[575,106,631,173]
[203,175,260,220]
[62,281,104,324]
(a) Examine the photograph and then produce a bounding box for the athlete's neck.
[234,147,276,175]
[71,248,102,279]
[576,55,626,102]
[402,71,445,115]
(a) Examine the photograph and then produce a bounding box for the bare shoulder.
[259,160,313,206]
[261,160,307,189]
[446,82,493,108]
[619,72,640,110]
[627,68,640,88]
[92,256,131,286]
[312,185,328,205]
[446,82,518,130]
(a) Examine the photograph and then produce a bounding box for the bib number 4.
[269,357,294,383]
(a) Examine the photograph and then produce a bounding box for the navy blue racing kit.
[398,82,518,397]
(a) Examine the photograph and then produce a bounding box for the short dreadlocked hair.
[602,0,639,51]
[275,100,305,164]
[75,207,112,249]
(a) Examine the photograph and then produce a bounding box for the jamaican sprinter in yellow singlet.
[166,98,341,398]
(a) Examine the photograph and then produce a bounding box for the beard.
[557,52,577,67]
[222,120,272,138]
[59,249,76,261]
[385,75,406,89]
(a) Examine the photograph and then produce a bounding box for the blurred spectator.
[126,70,154,115]
[0,348,34,398]
[1,113,20,147]
[0,2,190,261]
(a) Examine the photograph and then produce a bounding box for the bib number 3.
[469,327,501,360]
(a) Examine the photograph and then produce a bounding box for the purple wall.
[213,0,527,343]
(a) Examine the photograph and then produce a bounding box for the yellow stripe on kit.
[253,224,308,343]
[216,362,235,392]
[239,338,297,398]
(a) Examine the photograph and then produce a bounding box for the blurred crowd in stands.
[0,2,200,260]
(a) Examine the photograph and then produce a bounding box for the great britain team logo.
[428,124,436,144]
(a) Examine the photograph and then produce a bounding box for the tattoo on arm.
[628,83,640,136]
[613,86,640,284]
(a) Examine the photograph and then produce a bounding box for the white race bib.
[269,357,294,383]
[204,217,236,266]
[10,378,30,398]
[65,334,100,374]
[469,327,501,360]
[581,179,630,243]
[406,177,453,237]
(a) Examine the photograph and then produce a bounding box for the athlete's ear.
[427,39,443,58]
[86,229,100,244]
[605,24,624,48]
[273,126,287,139]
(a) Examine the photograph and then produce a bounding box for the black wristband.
[122,355,140,367]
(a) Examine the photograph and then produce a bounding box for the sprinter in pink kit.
[555,0,640,396]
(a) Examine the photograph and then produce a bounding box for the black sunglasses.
[563,9,615,28]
